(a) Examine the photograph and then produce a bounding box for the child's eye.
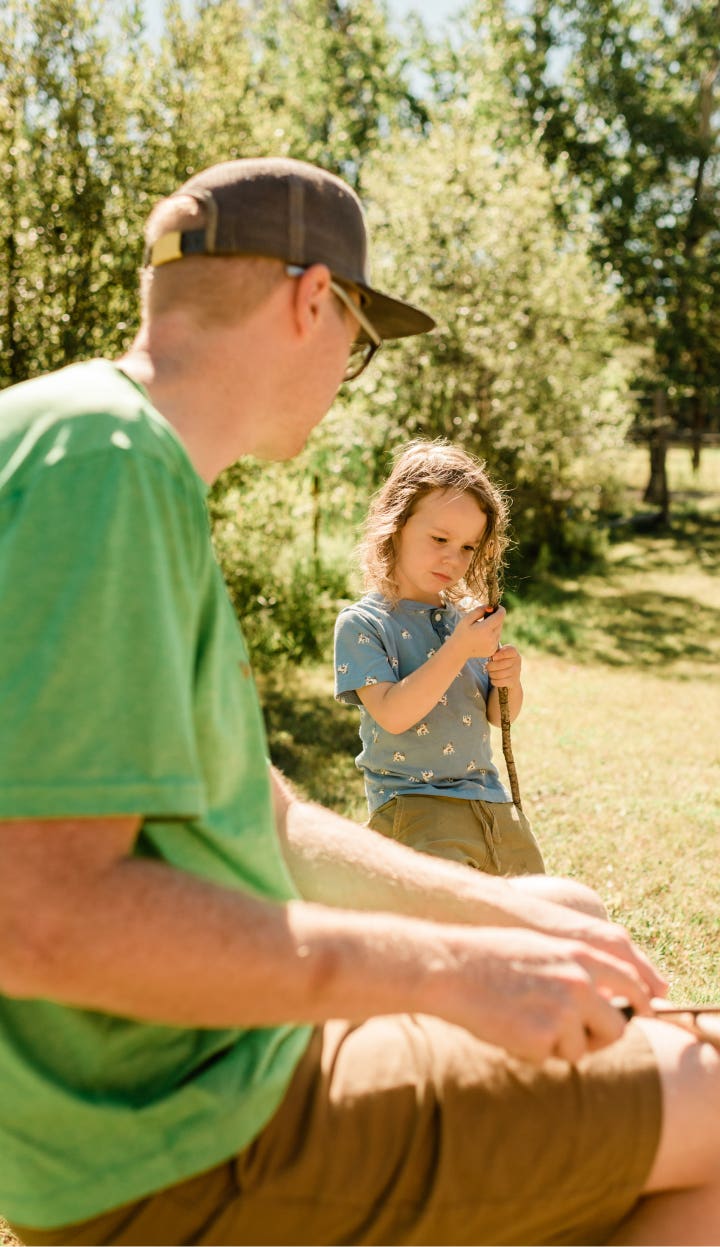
[462,545,476,553]
[432,536,446,544]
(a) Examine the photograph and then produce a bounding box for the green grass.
[621,441,720,497]
[260,448,720,1005]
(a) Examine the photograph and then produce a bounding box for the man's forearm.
[2,851,658,1065]
[0,818,452,1028]
[1,813,661,1064]
[1,850,441,1027]
[280,779,610,932]
[272,772,665,996]
[274,766,528,926]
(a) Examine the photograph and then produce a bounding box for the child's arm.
[358,606,506,734]
[486,645,524,726]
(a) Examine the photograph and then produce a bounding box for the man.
[0,157,718,1246]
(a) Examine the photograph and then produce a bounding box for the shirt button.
[434,612,442,621]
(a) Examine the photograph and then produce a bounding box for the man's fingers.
[579,950,652,1020]
[580,989,629,1053]
[596,923,668,998]
[632,947,668,999]
[513,991,627,1065]
[552,1011,590,1064]
[546,980,634,1063]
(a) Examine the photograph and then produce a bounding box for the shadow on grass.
[508,511,720,670]
[258,674,364,814]
[610,510,720,576]
[510,583,720,669]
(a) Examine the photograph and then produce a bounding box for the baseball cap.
[144,157,435,341]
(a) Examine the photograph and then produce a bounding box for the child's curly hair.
[359,439,510,606]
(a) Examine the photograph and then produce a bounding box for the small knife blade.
[611,997,720,1021]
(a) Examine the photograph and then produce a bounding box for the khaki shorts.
[368,793,545,876]
[12,1015,660,1247]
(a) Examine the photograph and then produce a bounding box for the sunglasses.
[286,265,382,381]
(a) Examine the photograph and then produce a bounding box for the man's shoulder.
[2,358,136,420]
[335,593,396,633]
[0,360,197,496]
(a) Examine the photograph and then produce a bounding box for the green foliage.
[343,79,638,568]
[0,0,142,380]
[246,0,428,174]
[209,460,353,669]
[0,0,428,389]
[468,0,720,432]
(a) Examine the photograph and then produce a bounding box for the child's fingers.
[468,605,506,627]
[487,648,521,687]
[487,646,520,668]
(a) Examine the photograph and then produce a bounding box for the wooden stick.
[610,997,720,1048]
[647,1004,720,1016]
[483,584,523,812]
[498,685,522,810]
[611,997,720,1018]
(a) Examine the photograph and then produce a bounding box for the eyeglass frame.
[285,263,382,381]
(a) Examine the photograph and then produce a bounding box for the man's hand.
[426,925,654,1064]
[506,885,668,1001]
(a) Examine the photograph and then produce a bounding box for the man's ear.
[290,264,333,338]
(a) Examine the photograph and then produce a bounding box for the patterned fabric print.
[334,593,508,813]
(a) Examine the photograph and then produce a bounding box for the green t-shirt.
[0,360,311,1228]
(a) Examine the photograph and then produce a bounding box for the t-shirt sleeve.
[0,444,208,819]
[333,607,397,706]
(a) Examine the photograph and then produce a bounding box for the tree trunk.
[691,391,705,474]
[312,472,321,574]
[643,389,670,522]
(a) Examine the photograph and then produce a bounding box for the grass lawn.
[261,447,720,1004]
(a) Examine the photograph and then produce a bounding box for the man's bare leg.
[608,1019,720,1245]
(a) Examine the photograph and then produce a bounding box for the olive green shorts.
[11,1016,661,1246]
[368,792,545,876]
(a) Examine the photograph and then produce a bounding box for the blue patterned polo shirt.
[334,593,509,814]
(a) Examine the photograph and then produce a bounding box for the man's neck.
[117,328,255,484]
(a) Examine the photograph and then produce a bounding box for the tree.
[0,0,424,386]
[1,0,651,665]
[331,77,639,570]
[468,0,720,497]
[0,0,160,384]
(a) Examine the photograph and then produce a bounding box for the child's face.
[393,489,487,604]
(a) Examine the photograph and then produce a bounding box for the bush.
[210,463,353,670]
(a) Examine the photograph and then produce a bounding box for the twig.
[498,685,522,810]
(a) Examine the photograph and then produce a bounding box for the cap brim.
[356,283,436,341]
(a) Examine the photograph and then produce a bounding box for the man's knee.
[638,1018,720,1192]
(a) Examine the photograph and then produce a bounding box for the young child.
[334,439,545,876]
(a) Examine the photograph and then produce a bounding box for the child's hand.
[453,604,506,659]
[486,644,522,690]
